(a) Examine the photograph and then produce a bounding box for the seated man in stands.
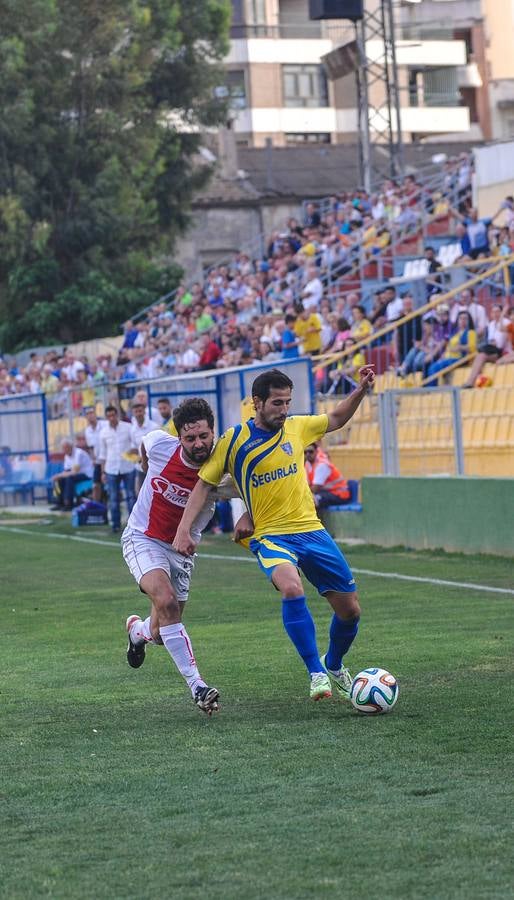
[50,436,93,511]
[304,444,351,525]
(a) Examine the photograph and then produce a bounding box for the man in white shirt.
[84,407,105,502]
[384,286,404,322]
[129,398,160,494]
[301,266,323,311]
[61,351,85,383]
[98,405,136,533]
[130,389,159,425]
[50,437,94,511]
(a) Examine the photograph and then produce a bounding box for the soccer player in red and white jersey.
[121,398,232,715]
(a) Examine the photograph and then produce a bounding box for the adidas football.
[350,667,399,714]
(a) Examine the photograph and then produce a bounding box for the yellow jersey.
[162,420,178,437]
[200,414,329,539]
[294,314,322,353]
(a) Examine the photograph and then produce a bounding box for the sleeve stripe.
[224,424,242,473]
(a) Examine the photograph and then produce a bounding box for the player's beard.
[183,442,213,465]
[259,412,286,432]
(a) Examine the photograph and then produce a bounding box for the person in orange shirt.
[304,443,350,510]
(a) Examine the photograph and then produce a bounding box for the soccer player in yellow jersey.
[173,366,375,702]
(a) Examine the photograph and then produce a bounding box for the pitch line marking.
[1,525,513,596]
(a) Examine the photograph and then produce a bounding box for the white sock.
[159,623,206,696]
[130,616,156,645]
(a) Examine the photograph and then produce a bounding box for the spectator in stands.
[281,313,300,359]
[84,406,105,503]
[429,303,454,346]
[98,405,136,533]
[350,305,372,342]
[294,305,322,356]
[301,265,323,310]
[449,287,488,339]
[304,443,351,520]
[424,246,443,297]
[497,306,514,365]
[426,311,477,386]
[462,303,511,387]
[50,436,94,511]
[395,293,422,370]
[156,397,173,427]
[198,334,222,370]
[129,398,160,494]
[62,350,85,383]
[121,320,139,350]
[384,285,403,322]
[450,206,502,259]
[304,203,320,228]
[454,222,472,260]
[398,319,442,378]
[131,388,159,424]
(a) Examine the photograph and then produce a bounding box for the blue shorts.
[249,529,356,595]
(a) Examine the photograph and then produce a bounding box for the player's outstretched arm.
[326,365,375,433]
[173,478,214,555]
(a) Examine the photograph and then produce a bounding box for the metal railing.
[313,255,514,376]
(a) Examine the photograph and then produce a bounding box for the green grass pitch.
[1,519,513,900]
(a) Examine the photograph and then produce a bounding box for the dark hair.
[252,368,293,402]
[157,396,171,405]
[105,404,118,415]
[285,313,296,324]
[172,397,214,434]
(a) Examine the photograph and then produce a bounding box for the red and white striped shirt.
[126,430,214,544]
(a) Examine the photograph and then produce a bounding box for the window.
[226,70,247,109]
[285,133,331,144]
[283,65,329,108]
[247,0,266,24]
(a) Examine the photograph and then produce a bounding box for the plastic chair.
[0,469,35,505]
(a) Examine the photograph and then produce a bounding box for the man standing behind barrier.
[130,399,160,495]
[84,407,105,502]
[98,405,136,533]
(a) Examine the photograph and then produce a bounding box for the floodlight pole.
[355,0,404,190]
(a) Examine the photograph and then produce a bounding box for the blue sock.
[281,596,323,675]
[325,614,360,672]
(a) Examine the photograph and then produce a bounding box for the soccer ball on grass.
[350,667,399,714]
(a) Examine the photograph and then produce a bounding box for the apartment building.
[225,0,492,147]
[481,0,514,140]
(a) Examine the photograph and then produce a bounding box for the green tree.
[0,0,230,349]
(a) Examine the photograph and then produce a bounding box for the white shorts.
[121,527,194,601]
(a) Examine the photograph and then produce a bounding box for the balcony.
[401,105,470,133]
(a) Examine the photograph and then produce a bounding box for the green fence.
[325,477,514,558]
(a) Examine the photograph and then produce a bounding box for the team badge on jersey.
[281,441,293,457]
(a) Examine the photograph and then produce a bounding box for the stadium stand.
[1,150,514,505]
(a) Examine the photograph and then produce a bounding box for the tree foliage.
[0,0,230,349]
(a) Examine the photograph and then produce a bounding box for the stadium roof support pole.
[355,0,404,190]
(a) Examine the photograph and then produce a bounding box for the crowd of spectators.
[2,152,513,403]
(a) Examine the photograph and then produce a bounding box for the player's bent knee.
[272,568,303,598]
[327,590,361,619]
